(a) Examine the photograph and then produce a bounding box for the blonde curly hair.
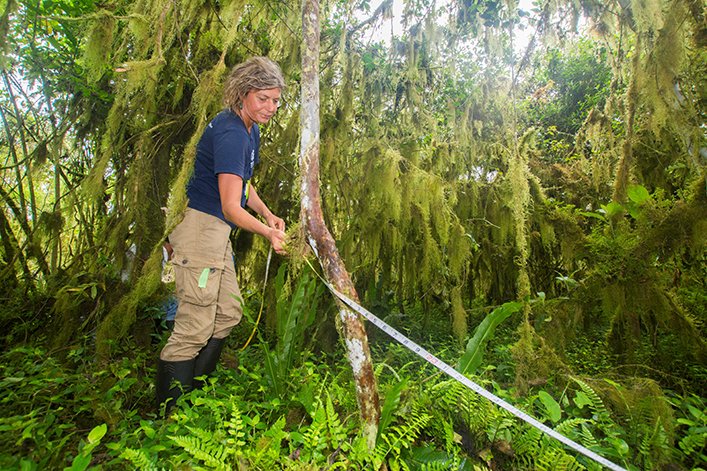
[223,57,285,111]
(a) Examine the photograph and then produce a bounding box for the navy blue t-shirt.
[187,110,260,227]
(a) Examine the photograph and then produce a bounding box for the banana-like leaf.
[538,389,562,423]
[457,301,523,375]
[377,377,409,440]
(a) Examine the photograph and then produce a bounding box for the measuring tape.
[324,283,627,471]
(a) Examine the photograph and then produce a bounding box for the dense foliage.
[0,0,704,469]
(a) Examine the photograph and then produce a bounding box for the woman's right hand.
[268,228,288,255]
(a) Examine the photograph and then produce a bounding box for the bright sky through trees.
[360,0,537,51]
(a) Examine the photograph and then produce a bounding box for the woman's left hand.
[266,214,285,231]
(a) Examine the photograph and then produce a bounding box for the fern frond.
[379,377,409,438]
[535,447,585,471]
[119,447,158,470]
[186,425,215,443]
[638,418,671,468]
[578,424,600,451]
[486,414,515,443]
[301,398,328,462]
[249,415,287,468]
[428,378,493,435]
[420,461,450,471]
[373,406,431,465]
[571,377,609,419]
[224,401,246,449]
[324,391,348,451]
[168,434,232,470]
[192,396,225,424]
[512,425,542,456]
[555,417,592,436]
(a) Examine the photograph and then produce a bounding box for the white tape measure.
[325,283,627,471]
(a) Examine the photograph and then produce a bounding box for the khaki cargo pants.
[160,208,243,361]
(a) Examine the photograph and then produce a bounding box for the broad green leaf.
[574,390,592,409]
[627,184,651,204]
[274,267,322,379]
[141,425,155,439]
[261,343,281,397]
[378,377,409,439]
[538,390,562,423]
[457,301,523,375]
[687,404,704,419]
[608,437,630,457]
[601,201,624,219]
[579,211,606,221]
[64,453,91,471]
[87,423,107,443]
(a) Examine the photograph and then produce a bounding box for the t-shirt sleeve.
[213,121,248,177]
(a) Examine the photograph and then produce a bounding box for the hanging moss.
[96,248,163,359]
[638,2,687,134]
[81,10,116,83]
[629,0,665,34]
[512,320,568,395]
[451,285,467,344]
[506,141,533,299]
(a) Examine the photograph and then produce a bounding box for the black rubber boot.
[156,358,195,415]
[193,337,226,389]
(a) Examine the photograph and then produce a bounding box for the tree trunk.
[300,0,380,449]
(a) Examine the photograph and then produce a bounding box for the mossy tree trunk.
[300,0,380,450]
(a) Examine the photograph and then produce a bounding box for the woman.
[157,57,287,411]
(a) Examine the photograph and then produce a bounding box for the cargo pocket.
[173,256,224,307]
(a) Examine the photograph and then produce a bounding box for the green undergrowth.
[1,332,705,470]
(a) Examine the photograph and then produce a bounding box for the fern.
[249,415,287,469]
[577,424,601,452]
[637,418,671,469]
[571,377,609,420]
[192,396,225,425]
[555,417,593,436]
[378,377,409,439]
[512,425,543,456]
[428,379,491,434]
[186,424,216,443]
[169,433,232,470]
[534,448,585,471]
[323,391,348,451]
[420,463,446,471]
[119,447,158,470]
[372,405,431,468]
[264,267,323,396]
[301,398,329,462]
[224,402,246,449]
[486,414,515,443]
[440,417,456,453]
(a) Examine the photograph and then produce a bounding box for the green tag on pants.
[198,268,210,288]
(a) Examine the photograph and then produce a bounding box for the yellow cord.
[240,246,273,351]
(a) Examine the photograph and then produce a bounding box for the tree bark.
[300,0,380,449]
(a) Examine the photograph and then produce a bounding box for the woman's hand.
[266,213,285,231]
[268,227,288,255]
